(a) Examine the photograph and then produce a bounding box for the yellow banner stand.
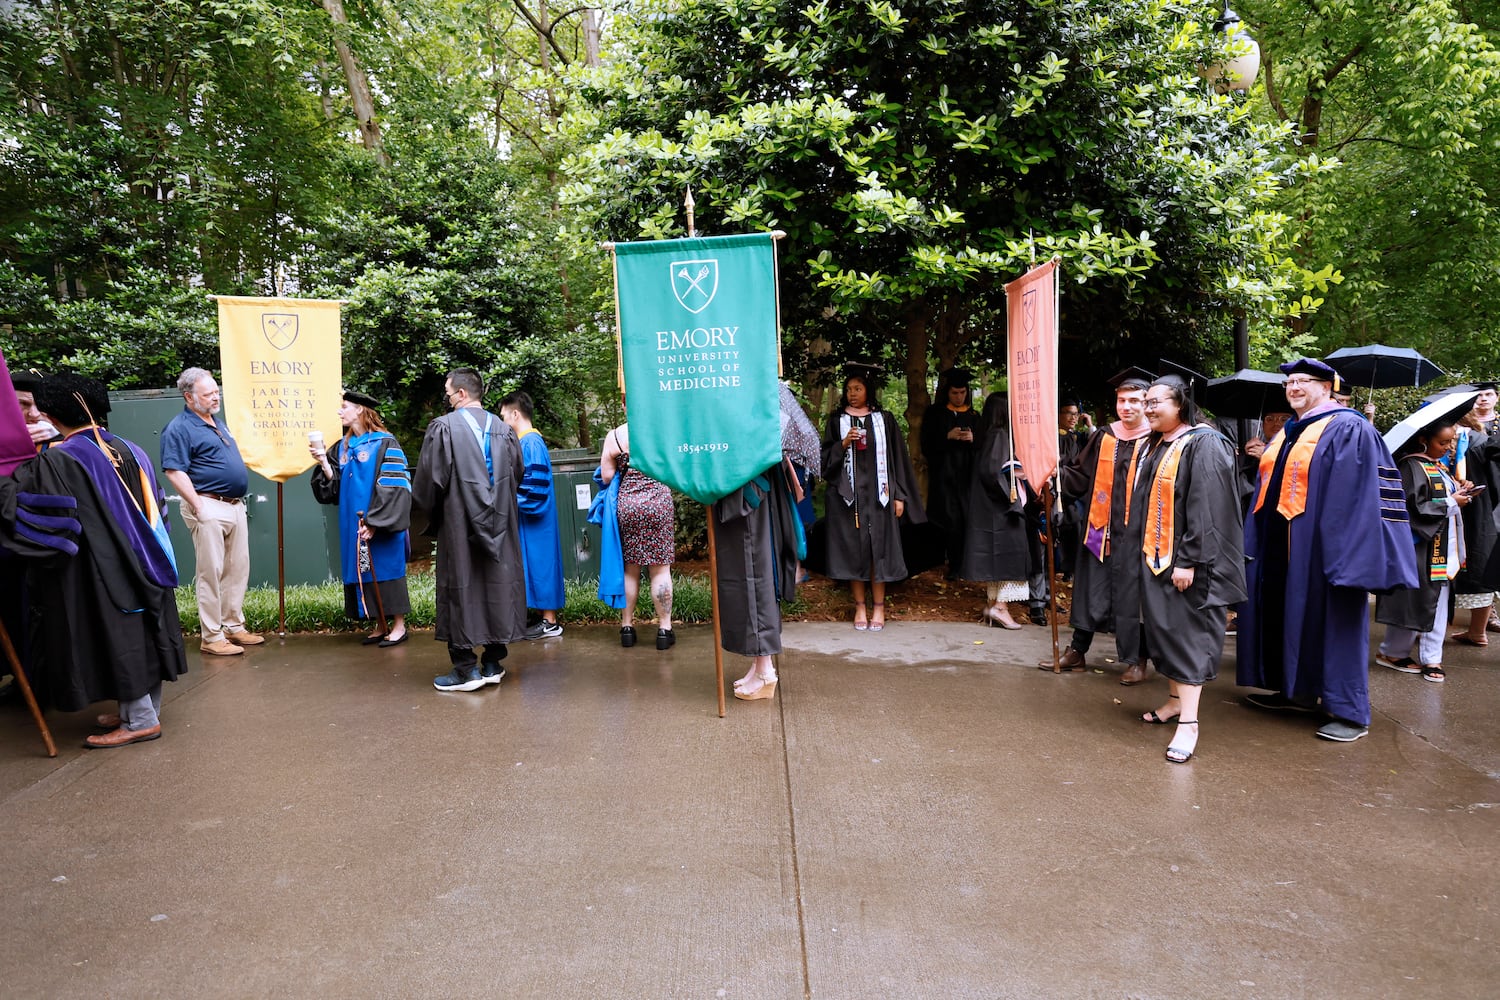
[215,295,343,633]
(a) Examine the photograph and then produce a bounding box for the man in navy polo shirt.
[161,367,264,656]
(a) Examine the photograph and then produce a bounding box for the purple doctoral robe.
[1236,404,1419,726]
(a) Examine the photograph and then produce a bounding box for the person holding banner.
[821,366,926,631]
[600,421,676,650]
[1132,376,1246,764]
[413,367,527,692]
[716,462,802,701]
[1,374,188,748]
[161,367,263,656]
[958,392,1028,629]
[309,390,413,647]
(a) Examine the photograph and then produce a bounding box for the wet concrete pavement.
[1,618,1496,998]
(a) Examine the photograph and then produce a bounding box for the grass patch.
[174,570,801,634]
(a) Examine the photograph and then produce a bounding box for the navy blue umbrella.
[1204,368,1289,419]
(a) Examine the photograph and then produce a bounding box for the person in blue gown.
[1236,359,1419,743]
[500,391,566,639]
[310,390,413,647]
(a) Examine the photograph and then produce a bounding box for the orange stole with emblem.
[1083,435,1118,560]
[1142,432,1198,575]
[1253,414,1337,519]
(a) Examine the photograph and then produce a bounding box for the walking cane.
[356,511,388,635]
[0,619,56,757]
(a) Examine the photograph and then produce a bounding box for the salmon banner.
[1005,259,1061,488]
[217,296,342,483]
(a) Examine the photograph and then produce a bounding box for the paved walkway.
[1,619,1496,998]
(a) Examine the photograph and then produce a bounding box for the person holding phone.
[1375,417,1475,683]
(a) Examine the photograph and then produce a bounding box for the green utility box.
[106,388,341,588]
[550,447,602,582]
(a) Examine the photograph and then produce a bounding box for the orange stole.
[1252,414,1336,519]
[1083,435,1119,560]
[1142,432,1198,575]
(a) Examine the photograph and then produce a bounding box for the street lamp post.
[1207,3,1262,94]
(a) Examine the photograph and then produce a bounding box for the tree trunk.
[903,303,934,492]
[321,0,388,165]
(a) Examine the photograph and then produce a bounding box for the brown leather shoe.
[226,631,265,646]
[95,713,122,729]
[84,724,161,749]
[1119,661,1151,685]
[1037,648,1087,671]
[200,640,244,656]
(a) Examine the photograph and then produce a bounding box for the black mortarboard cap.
[10,366,45,391]
[1107,366,1155,391]
[343,389,380,409]
[842,360,884,385]
[1156,359,1209,403]
[943,367,972,389]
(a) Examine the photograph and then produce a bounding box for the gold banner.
[217,296,342,483]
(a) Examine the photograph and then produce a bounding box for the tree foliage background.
[1,0,1497,448]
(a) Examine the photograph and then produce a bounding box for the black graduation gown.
[957,426,1029,582]
[1454,422,1500,594]
[1375,455,1454,631]
[711,465,800,657]
[1058,426,1148,649]
[0,442,187,712]
[920,404,981,569]
[1131,428,1247,685]
[411,409,527,648]
[820,408,927,582]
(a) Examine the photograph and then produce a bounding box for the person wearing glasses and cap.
[1236,358,1420,743]
[920,367,980,579]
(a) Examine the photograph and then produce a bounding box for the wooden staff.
[355,510,387,632]
[1042,479,1062,673]
[0,619,56,757]
[706,503,726,718]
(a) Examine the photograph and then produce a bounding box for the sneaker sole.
[1376,658,1420,674]
[483,672,506,686]
[1316,728,1368,742]
[434,679,486,692]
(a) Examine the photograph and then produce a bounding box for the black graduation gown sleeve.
[310,439,342,506]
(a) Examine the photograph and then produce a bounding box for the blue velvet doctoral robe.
[1236,404,1419,726]
[516,430,566,611]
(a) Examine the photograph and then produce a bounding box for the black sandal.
[1165,721,1198,764]
[1142,694,1180,725]
[1421,664,1446,683]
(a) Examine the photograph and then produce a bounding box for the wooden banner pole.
[1043,480,1062,673]
[276,483,287,637]
[0,619,56,757]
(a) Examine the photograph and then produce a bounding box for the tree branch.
[509,1,571,66]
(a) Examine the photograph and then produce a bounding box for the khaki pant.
[182,497,249,643]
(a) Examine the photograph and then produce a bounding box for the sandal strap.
[1177,720,1198,725]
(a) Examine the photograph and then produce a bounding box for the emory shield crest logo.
[670,259,719,314]
[262,313,299,351]
[1021,288,1037,336]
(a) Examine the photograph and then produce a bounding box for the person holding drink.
[310,390,414,646]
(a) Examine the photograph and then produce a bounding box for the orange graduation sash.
[1252,414,1336,519]
[1083,435,1118,561]
[1142,431,1198,575]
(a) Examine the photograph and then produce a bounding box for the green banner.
[613,233,782,504]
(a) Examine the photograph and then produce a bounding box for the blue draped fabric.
[516,430,566,610]
[587,467,626,609]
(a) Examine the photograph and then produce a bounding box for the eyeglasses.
[1283,377,1326,387]
[1143,398,1169,409]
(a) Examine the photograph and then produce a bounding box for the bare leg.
[734,654,777,691]
[871,580,887,628]
[387,614,407,640]
[850,580,868,626]
[648,564,673,630]
[1462,607,1490,642]
[623,563,641,627]
[1167,682,1202,761]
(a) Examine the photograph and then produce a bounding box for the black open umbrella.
[1325,345,1445,391]
[1204,369,1290,419]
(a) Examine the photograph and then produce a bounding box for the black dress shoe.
[1029,607,1048,626]
[620,626,637,648]
[656,628,676,650]
[378,631,408,648]
[361,634,386,646]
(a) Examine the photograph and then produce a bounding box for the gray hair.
[177,367,213,395]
